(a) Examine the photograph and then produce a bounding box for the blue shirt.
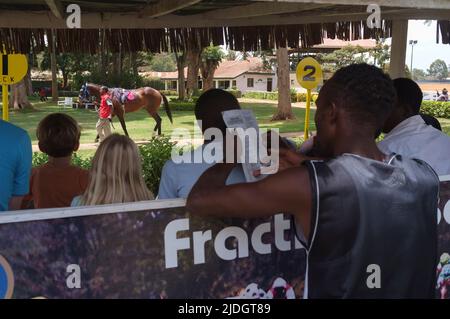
[158,144,246,199]
[0,120,32,211]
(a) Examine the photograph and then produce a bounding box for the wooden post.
[389,20,409,79]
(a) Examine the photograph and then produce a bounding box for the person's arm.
[187,162,313,238]
[157,161,179,199]
[10,132,32,211]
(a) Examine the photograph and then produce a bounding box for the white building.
[144,57,277,93]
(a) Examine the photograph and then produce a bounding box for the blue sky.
[402,20,450,71]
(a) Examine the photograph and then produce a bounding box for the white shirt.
[378,115,450,176]
[157,143,246,199]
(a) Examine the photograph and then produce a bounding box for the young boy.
[96,86,113,142]
[29,113,89,209]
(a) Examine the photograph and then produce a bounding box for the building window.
[247,78,254,88]
[218,80,230,89]
[169,81,177,90]
[232,80,237,89]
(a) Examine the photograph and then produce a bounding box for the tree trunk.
[175,52,186,100]
[272,46,294,121]
[186,46,201,97]
[24,67,33,96]
[200,61,216,92]
[100,29,106,75]
[50,30,59,103]
[9,79,32,110]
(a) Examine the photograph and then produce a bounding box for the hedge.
[242,90,318,103]
[420,101,450,119]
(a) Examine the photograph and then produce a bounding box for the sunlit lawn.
[6,99,315,145]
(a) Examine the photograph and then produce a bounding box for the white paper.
[222,109,266,183]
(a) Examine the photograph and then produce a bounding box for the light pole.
[409,40,418,77]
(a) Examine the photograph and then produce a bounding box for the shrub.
[32,152,92,169]
[169,101,195,111]
[159,90,178,96]
[420,101,450,119]
[139,136,177,195]
[296,93,319,103]
[243,90,297,102]
[227,89,242,98]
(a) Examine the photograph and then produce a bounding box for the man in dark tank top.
[187,64,439,299]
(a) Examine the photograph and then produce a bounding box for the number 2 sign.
[295,57,323,139]
[296,57,323,90]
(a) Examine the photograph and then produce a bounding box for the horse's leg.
[151,113,162,136]
[115,103,130,137]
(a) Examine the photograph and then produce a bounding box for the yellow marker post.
[0,51,28,121]
[296,57,323,140]
[2,85,8,121]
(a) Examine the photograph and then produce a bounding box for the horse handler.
[96,86,113,143]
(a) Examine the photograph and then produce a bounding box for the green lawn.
[6,99,315,144]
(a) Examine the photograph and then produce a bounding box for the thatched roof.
[0,0,448,54]
[0,23,394,54]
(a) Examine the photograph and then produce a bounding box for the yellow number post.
[296,57,323,140]
[0,52,28,121]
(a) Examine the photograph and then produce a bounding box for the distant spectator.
[39,87,48,102]
[420,113,442,131]
[0,120,32,211]
[379,78,450,175]
[158,89,246,199]
[72,134,153,206]
[29,113,88,209]
[437,88,448,102]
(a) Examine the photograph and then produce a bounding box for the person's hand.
[253,148,309,177]
[299,135,315,155]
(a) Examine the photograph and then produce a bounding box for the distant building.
[143,57,277,93]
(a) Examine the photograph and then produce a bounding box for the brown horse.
[84,83,173,139]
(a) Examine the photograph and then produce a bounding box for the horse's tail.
[161,93,173,124]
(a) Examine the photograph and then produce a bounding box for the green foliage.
[427,59,449,81]
[420,101,450,119]
[32,152,92,169]
[243,91,297,102]
[32,152,49,167]
[317,45,369,71]
[141,78,165,90]
[160,90,179,96]
[412,68,427,81]
[370,40,390,69]
[296,92,319,103]
[71,153,93,170]
[138,136,177,195]
[148,53,177,72]
[202,45,225,63]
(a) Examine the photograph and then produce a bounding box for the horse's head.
[85,83,102,99]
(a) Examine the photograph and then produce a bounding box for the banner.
[0,201,305,299]
[0,177,449,299]
[437,177,450,299]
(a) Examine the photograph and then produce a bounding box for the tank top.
[299,153,439,298]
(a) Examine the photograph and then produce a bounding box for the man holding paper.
[187,64,439,299]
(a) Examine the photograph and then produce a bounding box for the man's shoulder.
[0,120,29,139]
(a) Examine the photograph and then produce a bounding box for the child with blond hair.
[72,134,153,206]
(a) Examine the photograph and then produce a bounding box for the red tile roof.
[142,57,273,80]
